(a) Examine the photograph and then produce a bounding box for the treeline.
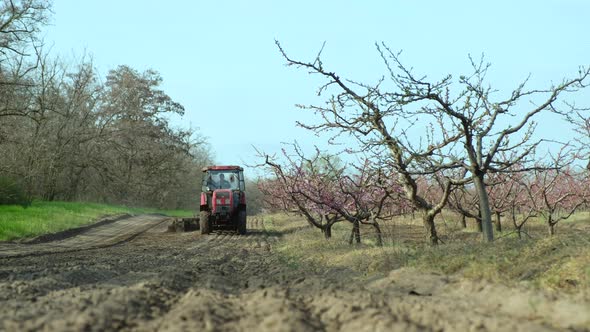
[0,0,212,209]
[259,148,590,245]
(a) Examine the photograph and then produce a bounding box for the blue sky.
[43,1,590,171]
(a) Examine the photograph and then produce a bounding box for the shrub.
[0,176,31,207]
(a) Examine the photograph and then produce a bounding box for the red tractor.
[199,166,247,235]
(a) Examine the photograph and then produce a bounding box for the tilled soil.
[0,215,588,332]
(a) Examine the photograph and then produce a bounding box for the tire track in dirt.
[144,216,326,332]
[0,215,171,259]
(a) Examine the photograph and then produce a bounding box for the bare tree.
[566,110,590,169]
[527,166,587,236]
[375,47,590,242]
[0,0,51,118]
[257,146,345,239]
[507,175,536,239]
[276,41,461,245]
[447,183,482,231]
[0,0,49,58]
[258,145,402,245]
[96,65,192,206]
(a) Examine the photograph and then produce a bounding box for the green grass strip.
[0,201,194,241]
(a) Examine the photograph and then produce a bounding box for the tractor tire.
[237,210,247,235]
[200,211,211,235]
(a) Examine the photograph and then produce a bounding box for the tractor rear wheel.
[237,210,247,235]
[200,211,211,235]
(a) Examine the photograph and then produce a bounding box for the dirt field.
[0,215,588,331]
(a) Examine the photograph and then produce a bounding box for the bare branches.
[0,56,209,208]
[373,43,589,242]
[0,0,51,119]
[275,39,590,244]
[256,143,410,243]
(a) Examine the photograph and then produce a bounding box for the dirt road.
[1,215,588,331]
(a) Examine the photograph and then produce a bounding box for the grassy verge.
[264,213,590,293]
[0,201,194,241]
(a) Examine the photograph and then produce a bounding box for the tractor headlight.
[216,199,222,205]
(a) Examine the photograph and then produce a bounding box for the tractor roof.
[202,165,243,172]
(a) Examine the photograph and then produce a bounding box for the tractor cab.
[202,169,245,192]
[199,166,247,234]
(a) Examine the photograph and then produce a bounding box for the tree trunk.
[323,223,332,239]
[348,220,361,245]
[372,221,383,247]
[511,206,521,239]
[495,211,502,232]
[473,173,494,242]
[44,162,59,201]
[66,165,87,201]
[422,212,438,245]
[460,214,467,228]
[548,216,556,236]
[476,216,483,232]
[548,223,555,236]
[353,220,361,244]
